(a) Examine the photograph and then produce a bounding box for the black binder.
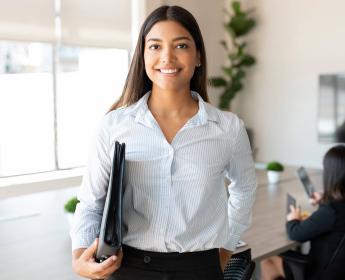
[95,141,126,263]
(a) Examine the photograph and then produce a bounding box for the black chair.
[223,248,255,280]
[279,250,309,280]
[280,235,345,280]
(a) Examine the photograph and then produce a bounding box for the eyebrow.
[146,36,192,43]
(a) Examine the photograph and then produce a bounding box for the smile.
[158,68,180,74]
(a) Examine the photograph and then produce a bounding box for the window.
[0,42,55,176]
[0,0,131,177]
[56,46,128,169]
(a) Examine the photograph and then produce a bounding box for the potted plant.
[266,161,284,184]
[209,0,256,110]
[64,197,79,226]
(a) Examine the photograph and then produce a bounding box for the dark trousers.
[108,245,224,280]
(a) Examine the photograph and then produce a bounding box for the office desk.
[241,172,323,261]
[0,187,83,280]
[256,166,321,187]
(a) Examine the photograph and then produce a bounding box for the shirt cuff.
[224,233,241,252]
[70,232,97,252]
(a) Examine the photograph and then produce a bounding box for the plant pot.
[267,171,281,184]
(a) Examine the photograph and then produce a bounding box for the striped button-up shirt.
[71,91,257,252]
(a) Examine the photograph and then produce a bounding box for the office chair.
[281,235,345,280]
[279,250,309,280]
[223,248,255,280]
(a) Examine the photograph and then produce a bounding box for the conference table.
[240,167,322,261]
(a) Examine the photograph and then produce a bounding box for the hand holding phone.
[286,193,296,214]
[309,191,323,206]
[296,167,316,198]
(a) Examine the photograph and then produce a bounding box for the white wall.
[232,0,345,168]
[147,0,345,168]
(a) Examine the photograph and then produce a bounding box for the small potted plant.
[64,197,79,226]
[266,161,284,184]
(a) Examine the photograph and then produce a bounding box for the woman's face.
[144,20,200,93]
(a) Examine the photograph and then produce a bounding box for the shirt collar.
[128,90,219,127]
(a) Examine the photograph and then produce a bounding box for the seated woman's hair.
[322,145,345,203]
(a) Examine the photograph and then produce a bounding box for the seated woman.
[261,145,345,280]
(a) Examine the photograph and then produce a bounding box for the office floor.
[0,187,83,280]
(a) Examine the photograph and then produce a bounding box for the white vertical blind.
[0,0,55,42]
[60,0,132,48]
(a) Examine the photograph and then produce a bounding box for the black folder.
[95,141,126,263]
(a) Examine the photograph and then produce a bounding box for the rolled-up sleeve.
[70,117,112,251]
[224,119,257,251]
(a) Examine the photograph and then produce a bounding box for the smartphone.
[287,193,296,214]
[296,166,316,198]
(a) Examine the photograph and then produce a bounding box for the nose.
[161,46,176,64]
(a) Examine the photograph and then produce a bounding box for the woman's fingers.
[74,240,123,279]
[82,238,99,261]
[99,257,123,278]
[289,205,301,213]
[88,252,123,279]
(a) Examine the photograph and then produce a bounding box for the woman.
[71,5,257,280]
[261,145,345,280]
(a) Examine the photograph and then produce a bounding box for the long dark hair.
[108,5,208,112]
[322,145,345,203]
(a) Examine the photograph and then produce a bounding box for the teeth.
[160,69,178,74]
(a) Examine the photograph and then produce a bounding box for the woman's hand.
[287,205,302,221]
[219,248,232,271]
[72,238,123,279]
[309,192,323,206]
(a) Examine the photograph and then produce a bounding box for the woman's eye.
[176,43,188,49]
[149,44,160,50]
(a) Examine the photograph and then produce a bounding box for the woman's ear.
[196,51,201,67]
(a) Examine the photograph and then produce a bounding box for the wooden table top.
[256,166,321,187]
[241,171,323,261]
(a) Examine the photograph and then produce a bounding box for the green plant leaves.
[229,16,255,37]
[210,77,227,87]
[232,1,242,15]
[209,0,256,110]
[64,197,80,213]
[235,54,256,67]
[266,161,284,171]
[222,66,233,77]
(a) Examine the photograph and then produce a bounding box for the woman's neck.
[148,88,198,119]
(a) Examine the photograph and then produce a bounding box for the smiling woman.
[70,5,257,280]
[144,20,201,94]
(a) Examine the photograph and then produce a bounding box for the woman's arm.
[71,117,112,250]
[286,204,336,242]
[219,248,233,271]
[225,118,257,251]
[71,115,119,277]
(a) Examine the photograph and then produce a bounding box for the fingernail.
[112,256,117,261]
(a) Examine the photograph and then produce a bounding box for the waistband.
[121,245,220,272]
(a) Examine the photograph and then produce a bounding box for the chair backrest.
[322,233,345,279]
[223,248,255,280]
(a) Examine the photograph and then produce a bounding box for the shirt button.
[143,255,151,264]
